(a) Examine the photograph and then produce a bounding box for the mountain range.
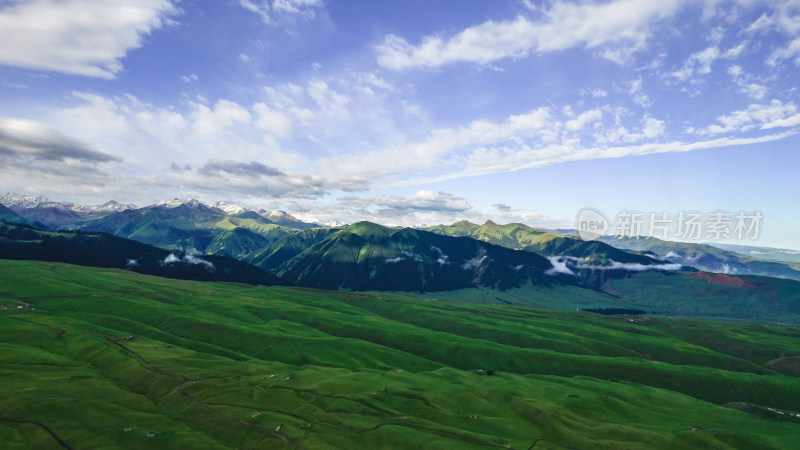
[597,236,800,281]
[3,192,800,322]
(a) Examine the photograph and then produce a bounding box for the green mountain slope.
[427,220,679,289]
[0,204,44,228]
[245,226,339,270]
[428,220,656,264]
[0,222,287,286]
[78,204,298,258]
[274,222,561,292]
[205,227,273,259]
[1,260,799,449]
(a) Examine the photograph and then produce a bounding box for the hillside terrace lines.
[107,337,513,448]
[105,337,299,448]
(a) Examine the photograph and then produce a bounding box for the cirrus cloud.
[376,0,685,69]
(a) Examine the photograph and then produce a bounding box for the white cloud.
[545,257,576,276]
[162,253,215,271]
[307,79,351,112]
[254,102,293,137]
[768,37,800,66]
[671,46,721,80]
[0,116,121,163]
[587,260,682,272]
[727,65,768,99]
[0,116,126,201]
[376,0,685,69]
[626,77,652,107]
[587,88,608,98]
[702,100,798,134]
[452,130,793,182]
[317,107,554,180]
[338,191,472,214]
[761,112,800,129]
[740,82,768,100]
[671,42,747,81]
[239,0,322,25]
[642,116,665,138]
[566,109,603,131]
[545,256,682,276]
[191,100,253,135]
[11,91,368,203]
[357,72,396,93]
[0,0,177,78]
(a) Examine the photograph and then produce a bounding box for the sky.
[0,0,799,248]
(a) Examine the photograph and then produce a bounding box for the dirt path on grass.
[527,437,580,449]
[0,417,73,449]
[106,338,303,449]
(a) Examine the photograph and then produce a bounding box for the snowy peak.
[213,201,247,216]
[0,192,136,215]
[94,200,137,213]
[1,192,316,229]
[0,192,51,209]
[154,198,205,209]
[262,209,299,222]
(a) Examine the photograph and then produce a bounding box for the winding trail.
[10,316,65,337]
[527,437,580,449]
[106,338,303,449]
[203,401,348,432]
[0,417,73,449]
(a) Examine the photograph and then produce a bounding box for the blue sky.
[0,0,799,248]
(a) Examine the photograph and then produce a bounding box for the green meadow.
[2,259,800,449]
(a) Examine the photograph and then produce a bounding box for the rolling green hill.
[400,268,800,323]
[1,260,800,448]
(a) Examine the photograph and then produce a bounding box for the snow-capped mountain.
[0,193,52,209]
[92,200,138,213]
[212,201,247,216]
[0,193,137,228]
[154,198,205,209]
[0,193,137,214]
[0,192,319,230]
[256,209,295,222]
[253,209,319,229]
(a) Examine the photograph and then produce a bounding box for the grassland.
[2,259,800,449]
